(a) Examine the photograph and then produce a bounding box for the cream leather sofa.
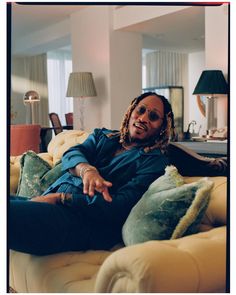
[9,130,228,293]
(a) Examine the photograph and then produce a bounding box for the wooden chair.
[65,112,73,126]
[48,113,63,135]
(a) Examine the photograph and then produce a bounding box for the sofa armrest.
[95,226,226,293]
[168,143,227,176]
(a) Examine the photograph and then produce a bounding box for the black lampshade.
[193,70,228,95]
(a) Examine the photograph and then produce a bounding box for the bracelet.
[60,193,73,205]
[79,166,97,180]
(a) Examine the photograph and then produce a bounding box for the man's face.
[128,95,164,144]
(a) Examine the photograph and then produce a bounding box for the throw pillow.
[122,166,213,246]
[16,151,64,197]
[146,165,185,194]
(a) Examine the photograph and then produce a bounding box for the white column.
[205,4,228,129]
[69,6,142,132]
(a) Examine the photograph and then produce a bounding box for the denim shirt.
[43,128,169,227]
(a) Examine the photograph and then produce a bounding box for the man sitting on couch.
[9,92,175,255]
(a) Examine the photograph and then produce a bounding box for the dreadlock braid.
[119,98,138,144]
[119,92,175,153]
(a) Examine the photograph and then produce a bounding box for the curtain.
[47,51,73,126]
[11,54,49,125]
[145,50,188,87]
[11,56,30,125]
[28,53,49,126]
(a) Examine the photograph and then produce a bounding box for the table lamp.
[66,72,97,130]
[193,70,228,131]
[23,90,40,124]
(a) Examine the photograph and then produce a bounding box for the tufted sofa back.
[48,130,89,165]
[184,176,227,231]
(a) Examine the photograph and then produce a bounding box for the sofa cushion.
[47,130,89,165]
[143,165,185,194]
[184,176,227,227]
[16,151,63,197]
[10,249,113,293]
[122,166,214,246]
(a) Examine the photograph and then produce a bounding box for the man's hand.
[83,170,113,202]
[69,163,113,202]
[30,193,62,204]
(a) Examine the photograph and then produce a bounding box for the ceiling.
[125,6,205,53]
[11,3,85,39]
[11,3,205,55]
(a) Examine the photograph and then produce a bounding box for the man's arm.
[70,155,168,225]
[62,128,113,201]
[61,128,102,171]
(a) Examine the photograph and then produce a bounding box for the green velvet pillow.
[16,151,64,197]
[122,166,213,246]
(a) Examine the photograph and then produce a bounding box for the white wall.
[110,30,142,129]
[70,6,142,131]
[205,4,228,129]
[188,51,205,135]
[205,5,228,74]
[187,4,228,135]
[70,6,111,131]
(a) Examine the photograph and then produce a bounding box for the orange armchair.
[10,124,41,156]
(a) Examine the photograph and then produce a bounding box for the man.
[9,92,175,255]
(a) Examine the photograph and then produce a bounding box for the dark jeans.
[9,195,90,256]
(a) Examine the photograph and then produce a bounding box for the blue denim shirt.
[43,128,169,227]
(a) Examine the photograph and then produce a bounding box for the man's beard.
[128,134,156,146]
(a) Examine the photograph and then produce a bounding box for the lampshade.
[193,70,228,95]
[66,72,97,97]
[23,90,40,103]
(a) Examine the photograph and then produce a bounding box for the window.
[47,50,73,125]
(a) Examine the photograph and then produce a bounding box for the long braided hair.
[119,92,175,153]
